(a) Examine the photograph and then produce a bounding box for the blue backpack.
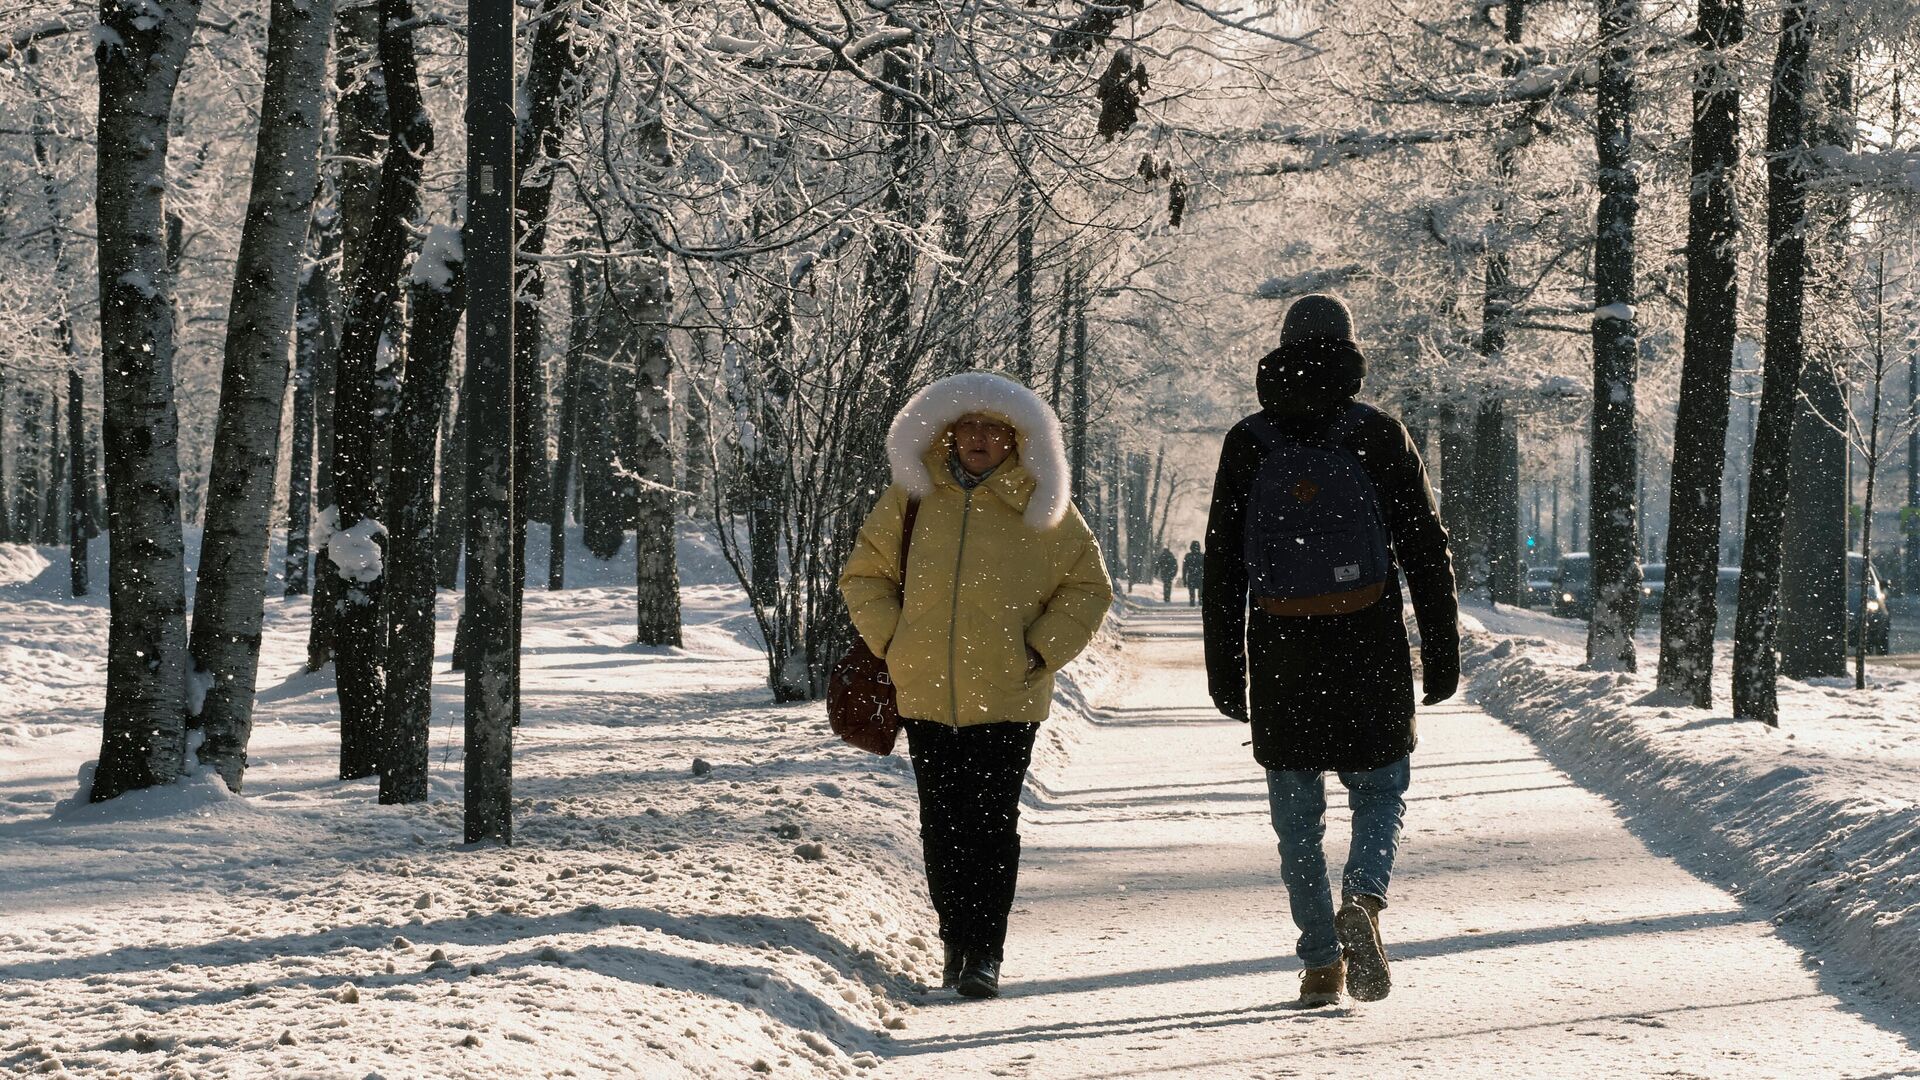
[1242,406,1393,616]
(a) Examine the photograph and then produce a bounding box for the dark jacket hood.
[1256,338,1368,413]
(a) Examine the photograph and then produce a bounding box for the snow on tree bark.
[1583,0,1644,673]
[1733,0,1815,727]
[1656,0,1744,708]
[330,0,432,782]
[89,0,201,802]
[189,0,336,792]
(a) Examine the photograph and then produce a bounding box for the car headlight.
[1867,600,1881,612]
[1642,587,1652,596]
[1561,593,1575,603]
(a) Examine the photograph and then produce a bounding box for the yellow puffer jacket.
[840,447,1113,727]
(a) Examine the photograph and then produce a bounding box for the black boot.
[940,944,967,989]
[956,956,1001,999]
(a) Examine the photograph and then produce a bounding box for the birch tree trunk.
[190,0,335,791]
[1733,0,1814,727]
[330,0,431,781]
[89,0,201,802]
[1656,0,1744,706]
[1584,0,1644,672]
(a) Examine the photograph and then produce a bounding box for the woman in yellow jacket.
[841,371,1112,999]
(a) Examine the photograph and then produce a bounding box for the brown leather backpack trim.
[1255,581,1385,617]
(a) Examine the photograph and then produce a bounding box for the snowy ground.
[4,540,1919,1077]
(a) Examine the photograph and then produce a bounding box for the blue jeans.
[1266,757,1411,968]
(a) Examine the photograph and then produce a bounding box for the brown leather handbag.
[828,500,920,755]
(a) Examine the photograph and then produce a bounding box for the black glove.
[1420,634,1460,706]
[1210,678,1250,723]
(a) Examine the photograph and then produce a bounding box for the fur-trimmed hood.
[886,371,1071,530]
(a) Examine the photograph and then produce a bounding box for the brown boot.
[1298,959,1344,1007]
[1336,894,1390,1002]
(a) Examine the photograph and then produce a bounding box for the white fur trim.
[886,371,1072,530]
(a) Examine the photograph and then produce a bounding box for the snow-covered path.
[882,603,1920,1078]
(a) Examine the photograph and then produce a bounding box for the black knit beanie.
[1258,293,1367,406]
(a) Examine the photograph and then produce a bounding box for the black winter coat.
[1202,398,1458,773]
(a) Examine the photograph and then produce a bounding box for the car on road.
[1640,562,1665,612]
[1552,553,1592,619]
[1524,565,1557,609]
[1849,553,1892,656]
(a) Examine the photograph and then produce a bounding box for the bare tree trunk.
[1856,256,1889,690]
[1480,0,1523,605]
[634,257,681,646]
[1584,0,1644,672]
[285,241,321,597]
[308,1,384,672]
[68,370,88,596]
[190,0,335,791]
[1733,0,1814,727]
[435,370,466,590]
[1778,51,1853,680]
[1069,269,1089,503]
[548,257,585,591]
[379,228,463,804]
[330,0,431,781]
[1656,0,1744,706]
[89,0,200,802]
[463,0,518,843]
[1015,174,1035,383]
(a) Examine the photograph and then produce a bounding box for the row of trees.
[6,0,1918,840]
[6,0,1243,843]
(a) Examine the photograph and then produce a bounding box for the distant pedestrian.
[1202,294,1459,1007]
[1182,541,1205,606]
[1155,546,1178,603]
[841,371,1113,1001]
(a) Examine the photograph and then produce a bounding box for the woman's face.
[952,414,1017,475]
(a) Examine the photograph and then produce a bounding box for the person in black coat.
[1181,541,1205,606]
[1202,293,1459,1007]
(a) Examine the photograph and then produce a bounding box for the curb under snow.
[1462,609,1920,1005]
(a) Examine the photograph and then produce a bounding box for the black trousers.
[904,719,1040,962]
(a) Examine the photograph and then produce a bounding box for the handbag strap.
[899,499,921,586]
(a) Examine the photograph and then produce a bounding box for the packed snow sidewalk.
[879,601,1920,1078]
[1466,601,1920,1008]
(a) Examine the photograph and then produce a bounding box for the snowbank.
[1462,603,1920,1004]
